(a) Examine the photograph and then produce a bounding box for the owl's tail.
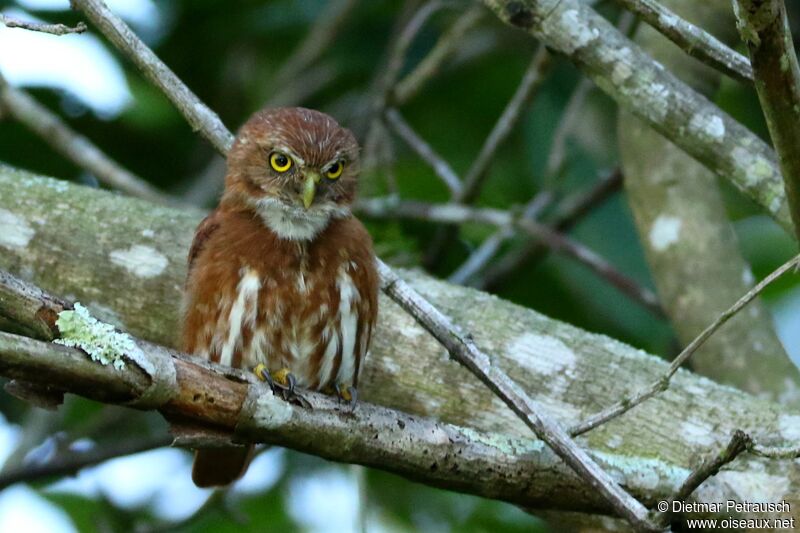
[192,445,255,487]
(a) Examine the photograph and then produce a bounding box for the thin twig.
[569,254,800,436]
[448,191,553,284]
[424,45,553,266]
[0,435,170,490]
[749,442,800,459]
[654,430,751,527]
[1,14,86,35]
[544,77,594,184]
[270,0,359,90]
[449,227,513,285]
[0,73,171,204]
[384,107,462,195]
[461,45,552,202]
[362,0,448,175]
[393,4,485,104]
[358,196,662,315]
[454,77,594,284]
[70,0,234,154]
[615,0,753,84]
[377,261,657,531]
[477,168,623,289]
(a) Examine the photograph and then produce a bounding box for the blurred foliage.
[1,0,799,531]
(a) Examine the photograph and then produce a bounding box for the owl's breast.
[187,258,371,391]
[182,212,378,392]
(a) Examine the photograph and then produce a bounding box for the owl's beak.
[302,171,322,209]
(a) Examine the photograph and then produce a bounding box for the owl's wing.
[187,209,223,277]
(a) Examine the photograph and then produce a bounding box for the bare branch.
[270,0,359,90]
[0,434,170,490]
[463,45,552,203]
[482,0,793,233]
[394,4,485,104]
[0,329,616,513]
[0,73,171,204]
[749,442,800,459]
[614,0,753,83]
[2,170,799,527]
[376,261,656,530]
[448,190,553,284]
[570,253,800,436]
[425,45,553,264]
[734,0,800,240]
[70,0,234,154]
[654,430,752,527]
[358,196,662,315]
[384,107,462,195]
[1,14,86,36]
[544,77,594,182]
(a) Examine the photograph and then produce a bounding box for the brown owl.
[181,107,379,487]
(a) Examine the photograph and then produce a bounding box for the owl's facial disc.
[224,107,360,240]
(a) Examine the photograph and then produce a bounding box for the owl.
[181,107,379,487]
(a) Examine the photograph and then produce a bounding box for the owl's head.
[223,107,360,241]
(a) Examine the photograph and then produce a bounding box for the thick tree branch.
[618,0,799,404]
[0,73,170,204]
[614,0,753,83]
[0,168,798,528]
[734,0,800,240]
[482,0,794,234]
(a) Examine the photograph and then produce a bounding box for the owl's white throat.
[253,197,349,241]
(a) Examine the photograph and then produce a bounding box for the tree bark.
[482,0,794,234]
[618,0,800,405]
[0,165,797,525]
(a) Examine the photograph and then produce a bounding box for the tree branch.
[70,0,234,154]
[1,168,798,528]
[569,253,800,436]
[393,4,485,104]
[1,14,86,36]
[734,0,800,240]
[384,108,463,195]
[376,262,655,530]
[618,0,799,404]
[34,4,657,526]
[476,168,623,289]
[0,434,171,490]
[482,0,794,234]
[357,197,663,315]
[614,0,753,83]
[0,73,171,204]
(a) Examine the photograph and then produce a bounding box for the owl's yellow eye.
[325,161,344,180]
[269,152,292,173]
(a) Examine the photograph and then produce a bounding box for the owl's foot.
[253,364,310,408]
[334,383,358,410]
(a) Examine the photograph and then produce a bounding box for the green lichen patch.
[54,302,136,370]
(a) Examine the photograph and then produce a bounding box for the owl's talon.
[346,386,357,410]
[281,372,297,400]
[334,384,358,410]
[253,363,273,388]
